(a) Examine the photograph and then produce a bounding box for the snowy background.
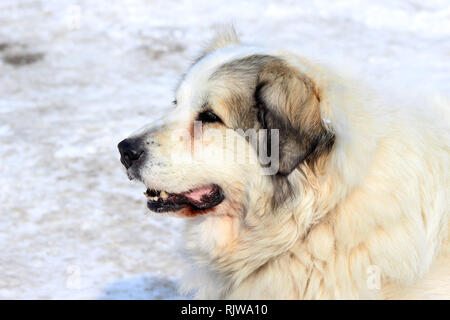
[0,0,448,299]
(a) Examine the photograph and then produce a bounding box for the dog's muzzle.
[118,138,144,169]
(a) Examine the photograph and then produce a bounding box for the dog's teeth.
[160,191,168,200]
[145,193,158,201]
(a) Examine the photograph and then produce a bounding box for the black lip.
[147,200,186,213]
[146,184,225,213]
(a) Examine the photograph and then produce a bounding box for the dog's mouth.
[144,184,225,214]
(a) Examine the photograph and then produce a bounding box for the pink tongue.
[183,185,214,202]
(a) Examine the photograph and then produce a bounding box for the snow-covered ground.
[0,0,448,299]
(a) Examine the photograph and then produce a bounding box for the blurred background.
[0,0,448,299]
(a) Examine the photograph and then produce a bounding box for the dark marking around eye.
[197,110,223,124]
[172,99,177,105]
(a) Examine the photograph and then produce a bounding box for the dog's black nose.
[118,138,144,169]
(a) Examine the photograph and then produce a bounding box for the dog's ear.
[255,60,334,175]
[204,26,241,53]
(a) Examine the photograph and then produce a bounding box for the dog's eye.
[197,110,223,124]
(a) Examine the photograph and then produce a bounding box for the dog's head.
[118,31,334,218]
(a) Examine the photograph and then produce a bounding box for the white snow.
[0,0,448,299]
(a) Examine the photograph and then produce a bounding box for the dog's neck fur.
[180,165,363,299]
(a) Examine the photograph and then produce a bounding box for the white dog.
[118,30,449,299]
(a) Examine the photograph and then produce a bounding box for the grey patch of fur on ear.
[255,59,335,177]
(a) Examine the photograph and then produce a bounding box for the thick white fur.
[176,45,449,299]
[129,34,449,299]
